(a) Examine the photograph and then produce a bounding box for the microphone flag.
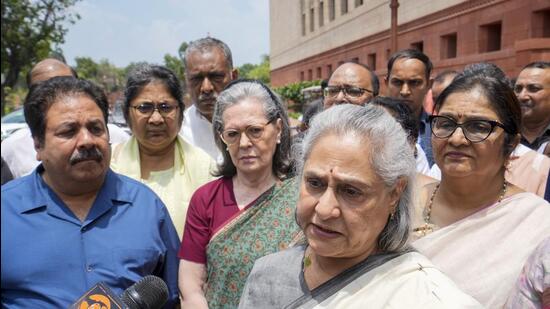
[69,282,126,309]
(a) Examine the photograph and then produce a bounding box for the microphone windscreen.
[120,275,169,309]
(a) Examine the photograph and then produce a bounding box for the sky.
[61,0,269,68]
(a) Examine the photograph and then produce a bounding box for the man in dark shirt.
[514,61,550,155]
[385,49,434,166]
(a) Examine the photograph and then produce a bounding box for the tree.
[1,0,81,115]
[74,57,99,80]
[238,63,255,79]
[238,55,270,84]
[164,54,185,83]
[178,41,189,61]
[247,55,270,84]
[74,57,124,92]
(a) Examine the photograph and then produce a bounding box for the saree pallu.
[205,178,302,308]
[413,192,550,308]
[287,251,482,309]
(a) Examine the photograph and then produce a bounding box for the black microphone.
[121,275,169,309]
[70,275,169,309]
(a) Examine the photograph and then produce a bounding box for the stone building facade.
[270,0,550,88]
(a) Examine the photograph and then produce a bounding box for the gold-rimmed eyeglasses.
[220,119,276,146]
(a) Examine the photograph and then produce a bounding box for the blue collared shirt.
[1,165,180,308]
[419,111,435,167]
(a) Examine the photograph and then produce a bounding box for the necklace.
[414,181,508,236]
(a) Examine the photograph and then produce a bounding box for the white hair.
[293,104,416,252]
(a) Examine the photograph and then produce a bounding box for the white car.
[1,108,27,141]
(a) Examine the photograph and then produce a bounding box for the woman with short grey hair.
[178,79,301,309]
[239,104,482,309]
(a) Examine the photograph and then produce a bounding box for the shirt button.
[86,265,93,272]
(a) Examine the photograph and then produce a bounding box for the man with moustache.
[322,62,379,109]
[180,37,238,160]
[514,61,550,155]
[1,77,180,308]
[385,49,434,168]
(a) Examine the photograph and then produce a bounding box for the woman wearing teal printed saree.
[178,79,301,308]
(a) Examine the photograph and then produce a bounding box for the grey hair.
[184,37,233,71]
[294,104,416,252]
[212,80,293,179]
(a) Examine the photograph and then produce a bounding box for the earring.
[390,212,395,220]
[277,139,281,144]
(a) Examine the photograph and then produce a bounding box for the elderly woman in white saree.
[238,104,482,309]
[412,73,550,308]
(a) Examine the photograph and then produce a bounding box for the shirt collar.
[20,165,133,225]
[520,122,550,149]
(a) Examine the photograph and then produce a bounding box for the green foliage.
[74,57,124,92]
[238,54,270,84]
[238,63,256,79]
[74,57,99,80]
[288,111,301,120]
[1,0,81,115]
[178,42,189,61]
[3,87,28,114]
[163,54,185,83]
[274,80,321,112]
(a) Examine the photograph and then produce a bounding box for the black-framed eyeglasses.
[131,102,179,117]
[220,118,276,146]
[323,85,373,98]
[429,115,509,143]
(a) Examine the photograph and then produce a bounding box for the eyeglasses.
[324,85,373,98]
[220,119,275,146]
[131,102,179,117]
[429,115,509,143]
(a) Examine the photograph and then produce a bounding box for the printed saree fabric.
[205,178,302,308]
[413,192,550,308]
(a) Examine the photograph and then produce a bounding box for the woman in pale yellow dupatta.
[412,70,550,308]
[111,64,214,238]
[178,80,301,309]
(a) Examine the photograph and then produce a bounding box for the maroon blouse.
[178,177,251,264]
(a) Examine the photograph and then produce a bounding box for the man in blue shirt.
[1,77,180,308]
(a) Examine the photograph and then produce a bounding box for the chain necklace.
[414,181,508,236]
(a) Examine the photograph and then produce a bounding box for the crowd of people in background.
[1,36,549,309]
